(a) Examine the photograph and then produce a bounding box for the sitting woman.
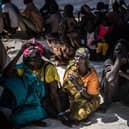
[22,39,65,118]
[1,42,47,128]
[63,48,100,125]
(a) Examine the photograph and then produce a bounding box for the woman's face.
[26,58,43,70]
[76,57,88,75]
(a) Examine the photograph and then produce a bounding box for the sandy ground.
[22,102,129,129]
[1,38,129,129]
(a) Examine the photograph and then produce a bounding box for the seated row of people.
[0,38,129,128]
[0,40,100,128]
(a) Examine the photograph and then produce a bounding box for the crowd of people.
[0,0,129,62]
[0,0,129,129]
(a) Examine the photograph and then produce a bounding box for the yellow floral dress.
[63,61,100,121]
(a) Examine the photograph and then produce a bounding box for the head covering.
[23,38,44,57]
[74,48,90,64]
[75,48,90,59]
[23,38,44,63]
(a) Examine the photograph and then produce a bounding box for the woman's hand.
[68,72,82,90]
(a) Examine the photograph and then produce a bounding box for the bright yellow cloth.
[17,69,24,77]
[33,64,60,84]
[63,62,100,97]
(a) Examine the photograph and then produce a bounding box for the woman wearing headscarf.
[1,40,47,128]
[63,48,100,125]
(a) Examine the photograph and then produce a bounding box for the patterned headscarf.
[74,48,90,64]
[23,38,44,57]
[23,38,44,62]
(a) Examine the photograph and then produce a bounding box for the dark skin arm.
[3,43,31,77]
[3,49,23,77]
[68,73,92,100]
[119,70,129,80]
[72,79,92,100]
[106,56,121,83]
[48,81,62,113]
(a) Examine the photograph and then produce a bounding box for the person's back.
[23,1,43,33]
[46,12,61,33]
[59,4,78,40]
[41,0,61,34]
[79,5,95,33]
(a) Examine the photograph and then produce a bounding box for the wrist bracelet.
[79,87,85,93]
